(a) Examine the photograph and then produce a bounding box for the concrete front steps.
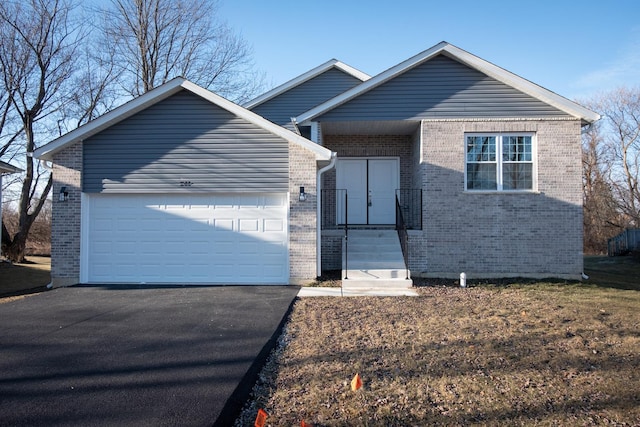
[342,229,413,289]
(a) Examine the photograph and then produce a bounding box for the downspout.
[290,117,301,135]
[316,152,337,277]
[581,122,594,134]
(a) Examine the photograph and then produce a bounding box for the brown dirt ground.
[235,284,640,426]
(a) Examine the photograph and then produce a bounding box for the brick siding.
[51,142,82,287]
[320,230,344,270]
[288,141,318,283]
[416,119,583,279]
[322,135,414,191]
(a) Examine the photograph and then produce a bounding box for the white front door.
[336,158,399,225]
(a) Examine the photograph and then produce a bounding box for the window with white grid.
[465,133,535,191]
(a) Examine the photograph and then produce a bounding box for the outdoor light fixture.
[299,186,307,202]
[59,186,69,202]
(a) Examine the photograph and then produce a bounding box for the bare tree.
[599,87,640,227]
[580,87,640,252]
[0,0,79,262]
[58,42,121,133]
[582,118,621,253]
[101,0,263,101]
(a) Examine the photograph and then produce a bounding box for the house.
[34,41,599,287]
[0,160,22,259]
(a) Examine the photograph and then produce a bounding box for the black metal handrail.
[321,188,422,230]
[343,190,348,281]
[395,189,423,230]
[395,195,409,280]
[321,189,347,229]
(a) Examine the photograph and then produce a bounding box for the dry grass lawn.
[584,255,640,291]
[236,283,640,426]
[0,256,50,301]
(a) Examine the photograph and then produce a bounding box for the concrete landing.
[298,287,419,297]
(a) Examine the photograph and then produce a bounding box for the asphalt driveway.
[0,285,299,426]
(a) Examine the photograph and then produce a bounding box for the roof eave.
[34,78,333,162]
[34,78,187,161]
[182,81,333,161]
[0,161,22,174]
[296,41,600,125]
[243,59,370,110]
[296,42,449,125]
[439,45,601,124]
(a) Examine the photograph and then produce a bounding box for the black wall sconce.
[299,186,307,202]
[59,186,69,202]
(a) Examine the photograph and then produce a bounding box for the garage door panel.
[213,219,234,231]
[212,242,234,255]
[238,241,259,255]
[237,195,260,207]
[264,218,284,232]
[119,241,138,255]
[190,241,210,254]
[239,219,259,232]
[262,244,286,256]
[86,193,288,284]
[139,243,162,255]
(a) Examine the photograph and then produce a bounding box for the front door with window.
[336,158,399,225]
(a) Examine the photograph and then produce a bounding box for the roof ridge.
[295,42,600,125]
[34,79,333,162]
[243,59,370,109]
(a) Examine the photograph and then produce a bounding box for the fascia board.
[35,77,332,162]
[243,59,370,109]
[334,61,371,82]
[183,81,333,161]
[442,44,601,123]
[296,42,449,125]
[34,78,187,160]
[297,41,600,125]
[0,161,22,174]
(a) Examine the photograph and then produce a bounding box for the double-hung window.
[465,133,535,191]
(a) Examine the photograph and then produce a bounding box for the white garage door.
[84,193,288,284]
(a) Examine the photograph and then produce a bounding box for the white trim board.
[296,41,600,125]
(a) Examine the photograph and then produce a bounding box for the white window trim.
[464,132,537,193]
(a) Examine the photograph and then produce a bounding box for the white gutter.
[316,152,337,277]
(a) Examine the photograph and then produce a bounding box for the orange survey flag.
[301,421,313,427]
[255,408,268,427]
[351,373,363,391]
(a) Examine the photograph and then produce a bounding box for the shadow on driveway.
[0,285,299,426]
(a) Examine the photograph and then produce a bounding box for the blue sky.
[220,0,640,101]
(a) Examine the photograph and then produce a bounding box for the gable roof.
[0,160,22,174]
[296,41,600,125]
[34,78,333,162]
[243,59,370,110]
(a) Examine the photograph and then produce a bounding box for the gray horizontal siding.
[83,90,289,193]
[317,55,569,121]
[251,68,363,125]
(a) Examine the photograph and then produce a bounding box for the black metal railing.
[321,189,347,229]
[395,195,410,280]
[321,188,422,230]
[395,189,423,230]
[343,190,349,281]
